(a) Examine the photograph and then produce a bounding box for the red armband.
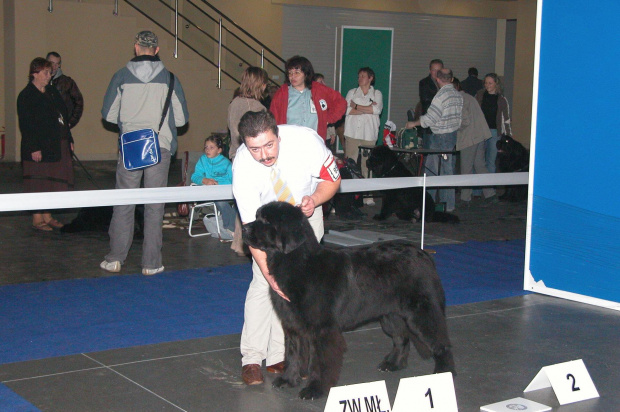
[320,153,340,182]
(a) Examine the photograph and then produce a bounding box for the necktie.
[270,166,296,205]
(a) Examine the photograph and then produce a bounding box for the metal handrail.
[157,0,260,76]
[123,0,284,87]
[124,0,241,85]
[194,0,285,66]
[185,0,285,76]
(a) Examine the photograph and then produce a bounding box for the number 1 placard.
[524,359,599,405]
[392,372,458,412]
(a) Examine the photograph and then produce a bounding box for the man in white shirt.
[232,110,341,385]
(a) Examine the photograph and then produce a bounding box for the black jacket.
[460,75,484,97]
[419,75,438,115]
[17,82,72,162]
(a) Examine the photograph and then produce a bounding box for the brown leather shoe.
[266,361,285,374]
[241,364,264,385]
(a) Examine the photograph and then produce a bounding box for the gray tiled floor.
[2,161,617,411]
[2,295,618,411]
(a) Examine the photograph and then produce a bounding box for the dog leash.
[381,162,399,177]
[72,152,102,189]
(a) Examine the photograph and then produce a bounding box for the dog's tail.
[431,212,460,224]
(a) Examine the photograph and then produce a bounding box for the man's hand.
[202,178,218,185]
[248,245,290,302]
[299,195,316,217]
[31,151,42,162]
[265,275,290,302]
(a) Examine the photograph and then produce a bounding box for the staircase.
[124,0,285,88]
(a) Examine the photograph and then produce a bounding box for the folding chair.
[188,201,220,238]
[180,151,223,238]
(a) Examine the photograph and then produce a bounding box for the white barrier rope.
[0,172,528,212]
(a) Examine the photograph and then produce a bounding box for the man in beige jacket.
[453,78,497,205]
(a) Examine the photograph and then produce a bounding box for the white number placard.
[325,380,391,412]
[392,372,457,412]
[480,397,551,412]
[524,359,599,405]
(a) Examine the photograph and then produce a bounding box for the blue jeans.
[426,131,457,211]
[215,201,236,232]
[485,129,499,173]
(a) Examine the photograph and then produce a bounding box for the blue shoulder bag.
[120,72,175,170]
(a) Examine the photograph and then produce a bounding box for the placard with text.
[392,372,457,412]
[524,359,599,405]
[325,380,392,412]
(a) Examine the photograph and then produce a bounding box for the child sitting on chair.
[191,135,235,241]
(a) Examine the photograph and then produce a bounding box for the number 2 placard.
[524,359,599,405]
[392,372,458,412]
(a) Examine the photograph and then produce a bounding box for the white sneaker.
[100,260,121,273]
[142,266,164,276]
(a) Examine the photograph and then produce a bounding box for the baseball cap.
[135,30,158,47]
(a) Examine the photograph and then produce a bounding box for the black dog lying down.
[366,146,459,223]
[496,135,529,202]
[243,202,455,399]
[60,206,144,237]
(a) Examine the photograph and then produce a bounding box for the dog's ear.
[269,203,307,253]
[276,223,307,254]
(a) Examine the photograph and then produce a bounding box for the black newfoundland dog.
[366,146,459,223]
[243,202,455,399]
[496,135,529,202]
[60,206,144,237]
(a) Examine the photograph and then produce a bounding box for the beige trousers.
[240,207,324,366]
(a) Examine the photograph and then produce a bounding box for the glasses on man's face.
[288,69,303,77]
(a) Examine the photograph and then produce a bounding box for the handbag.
[176,151,190,217]
[120,72,175,171]
[396,127,420,149]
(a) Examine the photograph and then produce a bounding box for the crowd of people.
[407,59,512,210]
[16,30,512,386]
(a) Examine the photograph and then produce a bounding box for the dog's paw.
[299,380,324,400]
[433,351,456,376]
[377,359,407,372]
[271,376,297,388]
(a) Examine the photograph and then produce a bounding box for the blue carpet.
[435,240,527,305]
[0,240,526,365]
[0,384,39,412]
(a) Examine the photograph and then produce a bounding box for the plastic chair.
[188,202,220,238]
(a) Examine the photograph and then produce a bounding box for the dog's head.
[242,201,316,254]
[366,146,399,177]
[496,135,529,172]
[496,135,526,156]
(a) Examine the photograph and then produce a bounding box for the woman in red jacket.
[270,56,346,145]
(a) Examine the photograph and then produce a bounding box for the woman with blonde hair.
[475,73,512,173]
[227,67,268,256]
[228,67,268,160]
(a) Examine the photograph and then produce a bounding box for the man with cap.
[100,30,189,276]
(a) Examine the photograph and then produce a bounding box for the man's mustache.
[259,156,275,164]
